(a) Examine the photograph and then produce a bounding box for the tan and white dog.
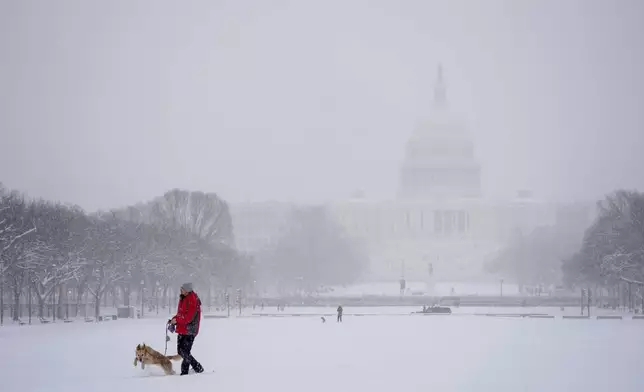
[134,343,183,375]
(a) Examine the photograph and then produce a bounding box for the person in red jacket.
[169,283,204,375]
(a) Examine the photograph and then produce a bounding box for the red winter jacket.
[174,291,201,335]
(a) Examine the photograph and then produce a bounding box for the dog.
[134,343,183,375]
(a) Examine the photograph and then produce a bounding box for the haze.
[1,0,643,211]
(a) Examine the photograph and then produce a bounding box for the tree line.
[563,190,644,288]
[255,206,368,295]
[0,185,249,322]
[488,189,644,304]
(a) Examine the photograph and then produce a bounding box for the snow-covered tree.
[106,189,245,291]
[486,222,585,290]
[261,206,368,292]
[0,186,36,277]
[109,189,235,247]
[23,202,87,317]
[563,190,644,287]
[82,217,129,319]
[1,183,248,321]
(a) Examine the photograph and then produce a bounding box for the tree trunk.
[94,290,101,319]
[12,290,21,321]
[11,276,23,321]
[57,284,65,319]
[37,296,45,319]
[162,285,168,309]
[83,290,89,318]
[123,284,131,307]
[76,286,85,318]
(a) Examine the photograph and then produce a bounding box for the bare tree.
[262,206,368,292]
[19,202,87,318]
[0,188,36,277]
[564,190,644,289]
[109,189,235,247]
[487,223,584,291]
[1,183,249,322]
[82,219,124,319]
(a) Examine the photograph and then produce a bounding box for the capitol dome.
[398,65,481,200]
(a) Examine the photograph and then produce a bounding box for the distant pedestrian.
[337,305,343,323]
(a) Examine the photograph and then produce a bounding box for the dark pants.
[177,334,203,375]
[337,314,342,322]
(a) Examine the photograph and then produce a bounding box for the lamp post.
[225,291,230,317]
[581,289,586,316]
[140,280,145,318]
[67,290,71,320]
[237,288,242,316]
[500,278,504,297]
[28,270,33,324]
[156,281,160,315]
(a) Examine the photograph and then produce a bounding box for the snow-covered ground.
[243,305,633,317]
[2,311,644,392]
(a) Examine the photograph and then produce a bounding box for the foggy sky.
[1,0,643,211]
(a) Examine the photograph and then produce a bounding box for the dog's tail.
[166,354,183,361]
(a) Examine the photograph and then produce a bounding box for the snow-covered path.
[2,314,643,392]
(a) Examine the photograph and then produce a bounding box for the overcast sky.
[1,0,643,211]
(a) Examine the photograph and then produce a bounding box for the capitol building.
[231,66,592,283]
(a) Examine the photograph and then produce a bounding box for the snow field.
[2,312,644,392]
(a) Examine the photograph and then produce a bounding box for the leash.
[164,321,170,355]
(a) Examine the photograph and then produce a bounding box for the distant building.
[231,65,588,282]
[397,65,481,200]
[325,66,559,281]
